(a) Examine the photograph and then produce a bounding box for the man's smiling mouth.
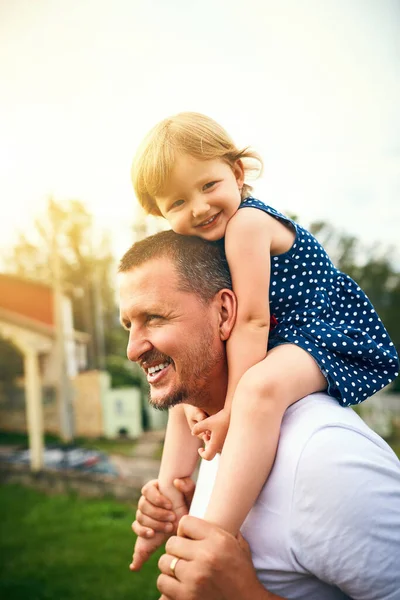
[147,362,169,374]
[145,361,172,383]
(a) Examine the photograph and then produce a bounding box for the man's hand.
[130,478,195,572]
[157,516,269,600]
[191,408,230,460]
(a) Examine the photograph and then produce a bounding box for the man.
[118,230,400,600]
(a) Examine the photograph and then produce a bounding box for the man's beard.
[147,323,222,411]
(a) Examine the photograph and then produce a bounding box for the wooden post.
[24,348,44,471]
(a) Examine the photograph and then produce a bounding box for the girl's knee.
[235,368,282,411]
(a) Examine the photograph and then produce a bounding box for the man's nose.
[192,197,211,219]
[126,328,152,363]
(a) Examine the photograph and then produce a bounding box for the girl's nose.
[192,199,211,219]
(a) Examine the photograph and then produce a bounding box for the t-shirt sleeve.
[290,426,400,600]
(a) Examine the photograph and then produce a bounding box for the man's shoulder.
[287,395,400,599]
[267,392,398,504]
[247,393,400,599]
[280,392,393,457]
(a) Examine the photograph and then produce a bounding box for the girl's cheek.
[166,216,180,232]
[172,217,189,235]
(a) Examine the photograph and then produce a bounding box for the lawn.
[0,485,162,600]
[0,430,137,457]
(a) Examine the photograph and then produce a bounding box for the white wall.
[103,386,143,439]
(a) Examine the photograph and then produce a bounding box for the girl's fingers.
[191,420,211,436]
[131,531,169,571]
[198,439,218,460]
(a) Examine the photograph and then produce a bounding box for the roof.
[0,274,90,343]
[0,273,54,326]
[0,307,90,343]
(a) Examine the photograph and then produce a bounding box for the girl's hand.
[183,404,209,431]
[130,531,169,572]
[191,409,230,460]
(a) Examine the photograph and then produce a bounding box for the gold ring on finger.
[169,556,180,578]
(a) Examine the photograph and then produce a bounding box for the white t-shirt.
[190,393,400,600]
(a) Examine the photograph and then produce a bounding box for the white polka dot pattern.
[240,198,399,406]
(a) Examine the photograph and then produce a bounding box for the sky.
[0,0,399,263]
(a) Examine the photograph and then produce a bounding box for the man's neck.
[200,361,228,416]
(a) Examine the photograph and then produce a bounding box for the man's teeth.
[148,363,168,374]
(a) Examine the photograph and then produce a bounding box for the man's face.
[118,257,227,412]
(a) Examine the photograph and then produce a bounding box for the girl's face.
[155,154,244,241]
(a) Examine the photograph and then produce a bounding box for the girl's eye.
[203,181,217,191]
[169,199,185,210]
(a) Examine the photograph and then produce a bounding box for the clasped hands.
[131,478,264,600]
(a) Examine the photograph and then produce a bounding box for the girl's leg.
[204,344,327,535]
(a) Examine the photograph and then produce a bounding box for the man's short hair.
[118,230,232,303]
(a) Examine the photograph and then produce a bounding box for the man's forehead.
[118,257,184,313]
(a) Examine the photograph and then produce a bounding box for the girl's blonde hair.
[131,112,263,216]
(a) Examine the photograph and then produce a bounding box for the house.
[0,274,166,470]
[0,273,89,469]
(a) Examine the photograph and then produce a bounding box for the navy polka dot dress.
[239,198,399,406]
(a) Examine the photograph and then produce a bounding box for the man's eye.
[146,315,162,323]
[169,199,185,210]
[203,181,217,191]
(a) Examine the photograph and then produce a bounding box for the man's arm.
[157,516,286,600]
[291,427,400,599]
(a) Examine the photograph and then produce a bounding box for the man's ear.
[215,289,237,341]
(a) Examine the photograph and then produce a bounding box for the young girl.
[129,112,399,569]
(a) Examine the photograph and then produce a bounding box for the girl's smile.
[195,211,222,230]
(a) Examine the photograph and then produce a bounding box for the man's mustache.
[139,349,171,369]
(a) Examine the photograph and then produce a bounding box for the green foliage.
[0,336,23,384]
[75,436,138,456]
[0,431,138,456]
[105,355,145,388]
[0,431,61,446]
[6,197,118,370]
[0,484,162,600]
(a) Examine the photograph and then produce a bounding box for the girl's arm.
[131,405,201,571]
[192,208,274,455]
[222,207,273,409]
[158,403,202,511]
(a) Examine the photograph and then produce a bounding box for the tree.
[5,198,118,369]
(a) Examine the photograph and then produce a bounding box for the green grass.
[0,430,137,457]
[0,485,162,600]
[0,431,61,447]
[74,437,137,457]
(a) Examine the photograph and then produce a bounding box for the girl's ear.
[216,289,237,341]
[233,159,245,189]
